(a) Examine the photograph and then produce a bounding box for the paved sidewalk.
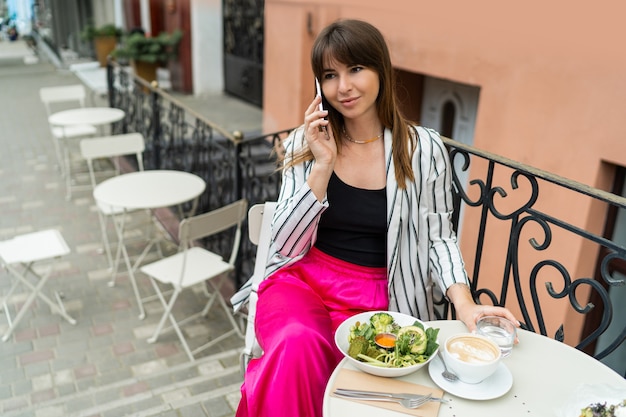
[0,40,261,417]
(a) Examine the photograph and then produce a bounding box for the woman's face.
[320,57,380,122]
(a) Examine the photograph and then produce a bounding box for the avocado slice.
[397,325,427,355]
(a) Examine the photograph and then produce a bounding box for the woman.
[235,19,518,417]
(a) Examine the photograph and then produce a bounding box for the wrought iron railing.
[441,139,625,366]
[105,61,625,368]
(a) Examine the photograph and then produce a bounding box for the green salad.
[579,400,626,417]
[347,312,440,368]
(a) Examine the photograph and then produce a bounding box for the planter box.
[132,60,160,84]
[94,36,117,67]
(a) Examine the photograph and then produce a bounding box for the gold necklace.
[342,127,384,144]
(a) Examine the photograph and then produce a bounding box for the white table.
[48,107,126,199]
[93,170,206,319]
[48,107,125,127]
[324,320,626,416]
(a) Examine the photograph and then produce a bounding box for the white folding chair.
[0,229,77,342]
[140,199,248,361]
[80,133,146,270]
[235,201,276,374]
[39,85,98,199]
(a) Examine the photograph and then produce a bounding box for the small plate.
[428,356,513,400]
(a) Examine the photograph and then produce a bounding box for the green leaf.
[424,327,440,356]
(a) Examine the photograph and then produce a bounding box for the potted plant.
[111,30,183,83]
[81,24,123,67]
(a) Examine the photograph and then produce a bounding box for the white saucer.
[428,356,513,400]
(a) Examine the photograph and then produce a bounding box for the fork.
[335,388,447,403]
[334,390,432,409]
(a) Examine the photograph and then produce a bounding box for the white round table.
[93,170,207,210]
[324,320,625,416]
[48,107,125,127]
[93,170,207,319]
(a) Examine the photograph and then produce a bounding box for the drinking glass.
[476,316,516,357]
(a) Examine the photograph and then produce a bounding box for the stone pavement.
[0,39,262,417]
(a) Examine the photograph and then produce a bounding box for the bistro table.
[48,107,125,199]
[324,320,626,416]
[93,170,206,319]
[48,107,125,128]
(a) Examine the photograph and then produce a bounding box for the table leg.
[108,213,124,287]
[131,235,161,273]
[63,141,73,200]
[96,210,115,271]
[109,209,146,320]
[51,134,65,177]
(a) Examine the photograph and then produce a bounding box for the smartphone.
[315,77,324,112]
[314,77,328,135]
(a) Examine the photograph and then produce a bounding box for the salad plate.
[335,310,439,378]
[428,355,513,400]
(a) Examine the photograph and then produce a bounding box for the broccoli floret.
[347,335,369,359]
[369,312,398,335]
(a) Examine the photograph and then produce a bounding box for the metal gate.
[223,0,264,107]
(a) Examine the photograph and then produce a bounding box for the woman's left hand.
[455,303,520,336]
[447,283,521,343]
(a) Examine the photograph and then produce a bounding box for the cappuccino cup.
[443,333,502,384]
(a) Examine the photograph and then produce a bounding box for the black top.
[314,172,386,267]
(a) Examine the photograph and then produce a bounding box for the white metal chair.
[0,229,77,342]
[80,133,146,270]
[140,199,248,361]
[39,84,98,198]
[234,201,276,374]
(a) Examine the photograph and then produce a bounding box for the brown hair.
[286,19,416,188]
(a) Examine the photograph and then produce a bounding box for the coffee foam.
[447,336,499,364]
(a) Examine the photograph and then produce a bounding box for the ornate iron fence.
[441,139,625,366]
[105,62,625,368]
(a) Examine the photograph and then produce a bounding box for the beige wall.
[265,1,626,174]
[91,0,116,28]
[263,0,626,344]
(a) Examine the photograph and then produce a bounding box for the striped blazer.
[233,125,469,320]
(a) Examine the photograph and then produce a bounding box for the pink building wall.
[263,0,626,344]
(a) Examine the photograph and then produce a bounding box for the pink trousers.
[236,247,388,417]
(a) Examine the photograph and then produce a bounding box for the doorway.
[223,0,264,107]
[419,76,480,147]
[420,77,480,190]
